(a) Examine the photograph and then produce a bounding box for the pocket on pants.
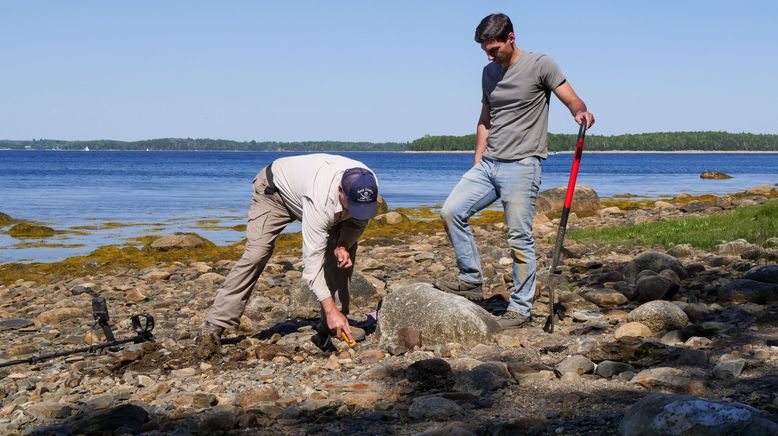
[246,210,271,242]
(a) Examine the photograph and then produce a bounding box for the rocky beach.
[1,185,778,435]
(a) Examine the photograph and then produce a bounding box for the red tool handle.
[563,121,587,209]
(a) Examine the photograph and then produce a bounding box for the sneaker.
[497,311,530,329]
[195,322,224,359]
[434,278,483,300]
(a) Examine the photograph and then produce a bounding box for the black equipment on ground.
[0,296,155,369]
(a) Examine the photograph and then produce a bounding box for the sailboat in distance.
[84,146,90,151]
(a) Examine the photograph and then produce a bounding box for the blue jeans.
[440,156,542,317]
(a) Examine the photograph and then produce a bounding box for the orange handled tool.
[340,331,356,347]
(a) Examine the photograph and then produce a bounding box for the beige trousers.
[206,166,356,329]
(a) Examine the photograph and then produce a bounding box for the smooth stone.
[619,393,778,436]
[595,360,635,378]
[149,233,205,251]
[626,300,689,333]
[0,319,34,331]
[408,396,464,420]
[635,274,679,302]
[582,289,628,308]
[624,252,686,285]
[555,355,595,377]
[632,367,701,394]
[614,322,653,339]
[742,264,778,285]
[712,359,747,379]
[572,310,603,322]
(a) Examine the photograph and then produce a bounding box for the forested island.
[2,131,778,152]
[408,131,778,152]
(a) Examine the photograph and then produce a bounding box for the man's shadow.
[221,315,378,346]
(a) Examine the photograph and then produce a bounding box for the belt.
[264,162,279,195]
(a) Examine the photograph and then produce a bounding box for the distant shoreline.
[4,149,778,154]
[401,150,778,154]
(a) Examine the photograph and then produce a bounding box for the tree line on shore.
[2,131,778,151]
[408,131,778,152]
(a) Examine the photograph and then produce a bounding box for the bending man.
[436,13,595,329]
[199,153,379,355]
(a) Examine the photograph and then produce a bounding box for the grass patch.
[569,200,778,250]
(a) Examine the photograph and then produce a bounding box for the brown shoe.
[497,311,530,329]
[434,278,483,300]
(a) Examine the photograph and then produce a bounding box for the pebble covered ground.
[1,186,778,435]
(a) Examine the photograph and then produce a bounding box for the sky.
[1,1,777,143]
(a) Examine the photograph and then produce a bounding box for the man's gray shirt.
[481,52,566,161]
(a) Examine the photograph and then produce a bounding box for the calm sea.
[1,150,776,263]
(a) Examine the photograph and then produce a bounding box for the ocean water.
[1,150,776,263]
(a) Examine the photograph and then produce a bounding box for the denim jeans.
[440,156,542,316]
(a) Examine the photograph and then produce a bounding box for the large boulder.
[624,252,687,285]
[717,279,778,304]
[625,301,689,333]
[742,264,778,285]
[149,233,206,251]
[535,185,601,217]
[378,283,500,348]
[619,393,778,436]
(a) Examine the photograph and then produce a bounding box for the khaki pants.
[206,166,356,329]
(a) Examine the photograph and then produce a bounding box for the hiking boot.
[195,321,225,359]
[434,278,483,300]
[497,311,531,329]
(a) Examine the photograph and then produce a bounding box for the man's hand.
[334,245,352,269]
[321,297,353,343]
[575,111,595,129]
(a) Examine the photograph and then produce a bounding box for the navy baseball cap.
[341,168,379,220]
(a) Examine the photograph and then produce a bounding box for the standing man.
[198,154,379,356]
[435,13,595,329]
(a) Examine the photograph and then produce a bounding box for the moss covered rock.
[0,212,15,226]
[149,233,207,251]
[376,195,389,214]
[700,171,732,179]
[6,223,57,238]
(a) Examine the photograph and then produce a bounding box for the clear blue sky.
[2,1,776,142]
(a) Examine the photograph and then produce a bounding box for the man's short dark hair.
[474,13,513,43]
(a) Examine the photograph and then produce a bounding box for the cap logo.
[356,188,374,203]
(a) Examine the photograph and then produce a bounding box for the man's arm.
[553,81,595,129]
[300,198,354,341]
[473,102,490,166]
[333,218,367,269]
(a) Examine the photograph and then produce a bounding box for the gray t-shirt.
[481,52,566,161]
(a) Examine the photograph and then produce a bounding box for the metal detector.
[544,122,587,333]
